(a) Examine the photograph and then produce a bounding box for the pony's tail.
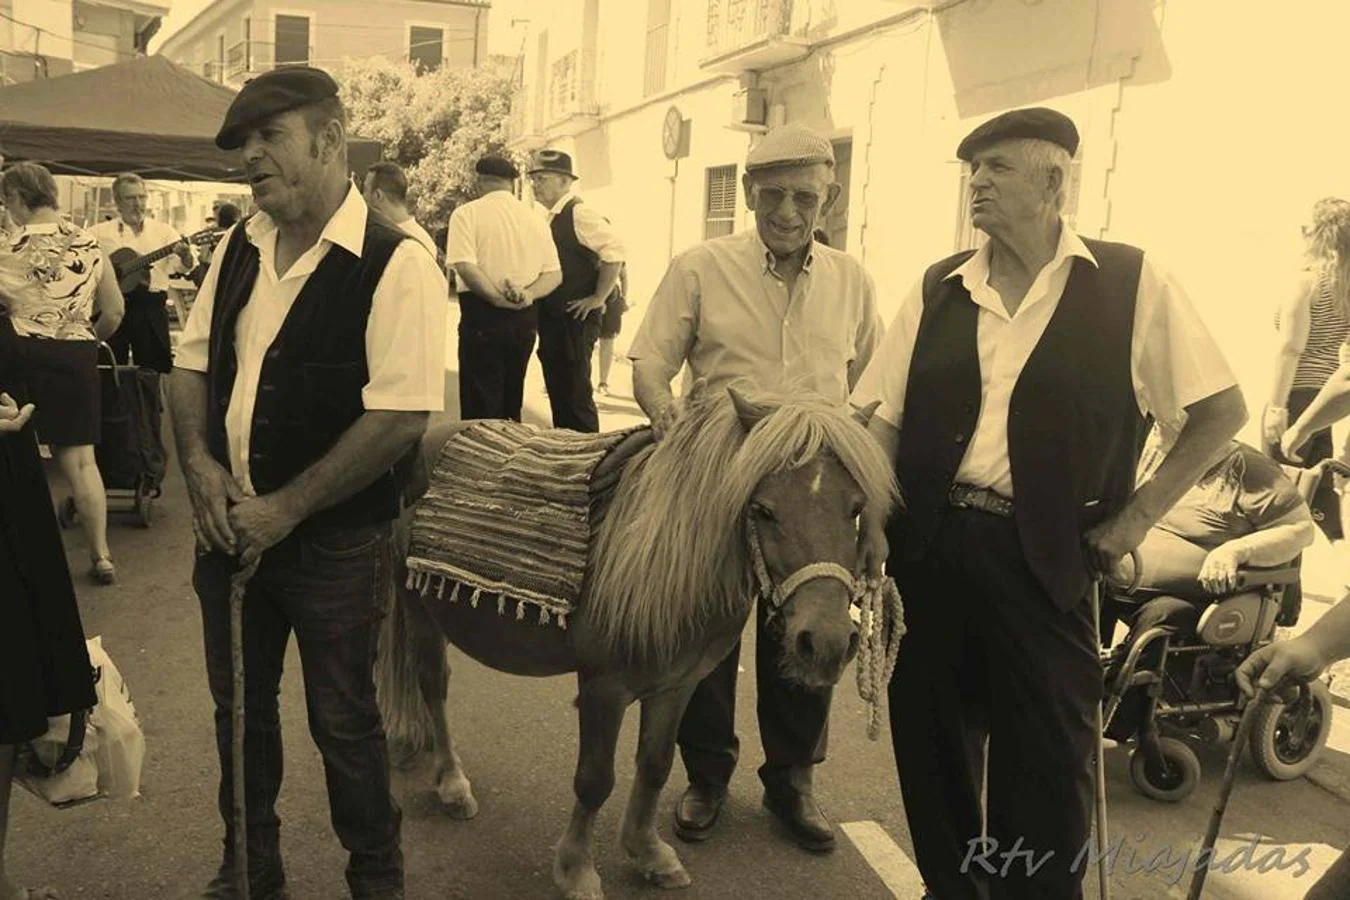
[375,516,439,757]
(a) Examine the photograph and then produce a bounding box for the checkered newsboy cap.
[216,66,340,150]
[956,107,1080,162]
[745,123,835,172]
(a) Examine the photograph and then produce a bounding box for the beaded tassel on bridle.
[745,517,906,741]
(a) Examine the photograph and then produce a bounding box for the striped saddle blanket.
[404,420,650,628]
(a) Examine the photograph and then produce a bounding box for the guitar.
[109,227,222,294]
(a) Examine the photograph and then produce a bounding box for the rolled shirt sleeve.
[444,206,476,267]
[1131,256,1239,437]
[571,203,626,264]
[627,255,699,385]
[848,277,924,428]
[362,240,449,412]
[173,230,235,373]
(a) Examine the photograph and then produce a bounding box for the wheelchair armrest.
[1235,565,1301,589]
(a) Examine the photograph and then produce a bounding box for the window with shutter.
[274,14,310,67]
[704,165,738,239]
[644,0,672,98]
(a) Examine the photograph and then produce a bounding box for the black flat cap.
[475,154,519,179]
[216,66,340,150]
[956,107,1079,162]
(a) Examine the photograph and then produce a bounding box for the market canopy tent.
[0,55,382,182]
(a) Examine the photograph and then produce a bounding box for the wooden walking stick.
[230,559,260,900]
[1186,685,1268,900]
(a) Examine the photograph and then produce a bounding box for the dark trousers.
[108,288,172,374]
[677,592,832,795]
[193,522,403,899]
[536,302,600,433]
[889,509,1100,900]
[458,320,536,421]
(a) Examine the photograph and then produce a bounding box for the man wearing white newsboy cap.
[629,121,884,854]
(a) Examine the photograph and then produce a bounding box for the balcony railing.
[546,49,599,136]
[702,0,808,72]
[226,40,265,80]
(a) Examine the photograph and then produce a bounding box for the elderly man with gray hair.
[851,107,1247,899]
[628,122,883,854]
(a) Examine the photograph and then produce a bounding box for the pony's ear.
[689,377,709,401]
[728,386,772,432]
[851,400,881,428]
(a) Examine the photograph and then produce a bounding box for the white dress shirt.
[176,186,448,495]
[544,189,626,264]
[394,215,439,259]
[850,224,1237,498]
[89,217,187,292]
[445,190,561,287]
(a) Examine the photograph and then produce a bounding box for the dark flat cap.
[216,66,340,150]
[475,154,519,179]
[956,107,1079,161]
[527,149,577,179]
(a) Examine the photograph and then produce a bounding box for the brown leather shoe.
[673,783,726,843]
[763,789,836,853]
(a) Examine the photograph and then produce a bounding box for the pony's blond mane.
[584,385,899,669]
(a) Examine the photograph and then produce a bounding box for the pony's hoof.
[552,859,604,900]
[436,784,479,819]
[643,865,691,890]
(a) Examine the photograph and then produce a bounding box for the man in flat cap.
[527,149,625,432]
[629,121,883,853]
[444,153,561,421]
[170,65,447,900]
[363,161,438,259]
[850,106,1246,898]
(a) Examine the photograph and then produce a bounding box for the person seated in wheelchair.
[1103,431,1316,691]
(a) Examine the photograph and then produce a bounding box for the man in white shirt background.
[90,172,193,373]
[362,162,439,260]
[526,150,625,433]
[444,153,561,422]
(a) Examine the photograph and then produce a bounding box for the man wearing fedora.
[526,149,625,432]
[629,122,883,854]
[446,153,561,421]
[170,66,446,899]
[851,107,1245,898]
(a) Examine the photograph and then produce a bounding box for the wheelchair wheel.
[1129,737,1201,802]
[1249,680,1333,781]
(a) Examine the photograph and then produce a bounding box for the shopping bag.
[14,636,145,807]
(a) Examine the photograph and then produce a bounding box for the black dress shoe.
[763,790,836,853]
[674,784,727,842]
[199,866,289,900]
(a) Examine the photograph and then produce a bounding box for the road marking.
[842,820,927,899]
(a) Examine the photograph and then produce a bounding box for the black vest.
[205,215,409,533]
[892,238,1147,612]
[541,198,601,321]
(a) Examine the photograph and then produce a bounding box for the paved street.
[8,300,1350,899]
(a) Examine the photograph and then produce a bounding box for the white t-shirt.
[445,190,560,289]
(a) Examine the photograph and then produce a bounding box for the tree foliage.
[337,56,521,229]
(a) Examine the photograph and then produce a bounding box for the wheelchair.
[1097,457,1348,803]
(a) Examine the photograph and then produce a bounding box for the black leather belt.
[949,483,1014,517]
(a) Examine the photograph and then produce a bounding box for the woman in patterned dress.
[0,163,126,583]
[1263,197,1350,540]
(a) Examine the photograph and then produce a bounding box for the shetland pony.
[378,384,898,899]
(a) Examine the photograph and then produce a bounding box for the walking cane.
[230,558,260,900]
[1185,685,1268,900]
[1090,578,1112,900]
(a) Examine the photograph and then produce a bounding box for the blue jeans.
[194,521,403,899]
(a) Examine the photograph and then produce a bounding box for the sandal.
[91,557,115,585]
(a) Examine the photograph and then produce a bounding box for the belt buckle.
[949,483,973,509]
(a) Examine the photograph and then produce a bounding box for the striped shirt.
[1284,269,1350,390]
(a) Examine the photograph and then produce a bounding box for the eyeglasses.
[753,185,821,211]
